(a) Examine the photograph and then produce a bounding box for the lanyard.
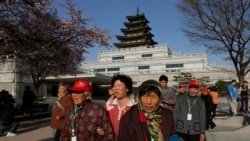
[71,105,82,136]
[187,96,197,113]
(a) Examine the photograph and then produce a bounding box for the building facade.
[82,44,238,87]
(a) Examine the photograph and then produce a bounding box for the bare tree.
[0,0,111,95]
[177,0,250,84]
[173,72,210,87]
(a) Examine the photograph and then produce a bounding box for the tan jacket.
[50,95,73,129]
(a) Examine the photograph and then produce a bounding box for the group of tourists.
[49,74,229,141]
[1,73,247,141]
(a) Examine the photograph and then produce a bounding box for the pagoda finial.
[137,6,140,15]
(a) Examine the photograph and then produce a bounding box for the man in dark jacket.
[22,86,36,120]
[174,80,206,141]
[118,80,176,141]
[0,90,19,137]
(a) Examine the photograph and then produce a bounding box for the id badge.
[71,136,77,141]
[187,114,192,120]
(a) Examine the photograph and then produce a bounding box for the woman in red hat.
[60,80,114,141]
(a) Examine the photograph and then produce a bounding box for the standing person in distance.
[22,86,37,120]
[105,86,115,102]
[159,75,176,111]
[50,82,73,141]
[209,86,218,119]
[240,81,248,113]
[200,87,216,130]
[117,80,176,141]
[178,83,186,95]
[174,80,206,141]
[0,90,19,137]
[226,79,239,116]
[105,74,137,139]
[60,80,114,141]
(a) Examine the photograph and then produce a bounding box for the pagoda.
[114,8,157,48]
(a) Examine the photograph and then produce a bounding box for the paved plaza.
[0,97,249,141]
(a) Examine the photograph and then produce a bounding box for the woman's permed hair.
[111,74,133,95]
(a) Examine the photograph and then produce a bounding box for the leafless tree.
[177,0,250,84]
[0,0,111,95]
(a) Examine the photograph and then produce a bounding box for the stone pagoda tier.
[114,10,157,48]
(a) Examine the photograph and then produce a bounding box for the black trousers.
[0,122,19,134]
[54,129,61,141]
[241,97,249,112]
[22,103,34,119]
[211,104,217,118]
[177,132,200,141]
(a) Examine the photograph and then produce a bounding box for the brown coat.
[50,95,73,129]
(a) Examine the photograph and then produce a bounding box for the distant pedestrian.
[117,80,176,141]
[159,75,176,111]
[226,79,239,116]
[178,83,186,95]
[22,86,37,120]
[50,82,73,141]
[209,86,218,118]
[240,81,248,113]
[201,87,216,130]
[174,80,206,141]
[60,80,114,141]
[0,90,19,137]
[105,86,115,102]
[105,74,137,139]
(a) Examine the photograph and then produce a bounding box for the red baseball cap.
[202,88,208,93]
[179,83,186,88]
[68,80,91,93]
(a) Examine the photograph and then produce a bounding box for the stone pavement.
[0,118,52,141]
[205,97,250,141]
[0,97,249,141]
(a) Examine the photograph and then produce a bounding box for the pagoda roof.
[126,13,149,23]
[116,33,154,41]
[121,26,151,33]
[114,41,157,48]
[115,9,157,49]
[124,20,148,27]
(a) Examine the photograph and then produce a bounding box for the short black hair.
[231,79,236,83]
[111,74,133,95]
[159,75,168,82]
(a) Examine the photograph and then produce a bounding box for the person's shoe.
[6,132,17,137]
[211,124,216,129]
